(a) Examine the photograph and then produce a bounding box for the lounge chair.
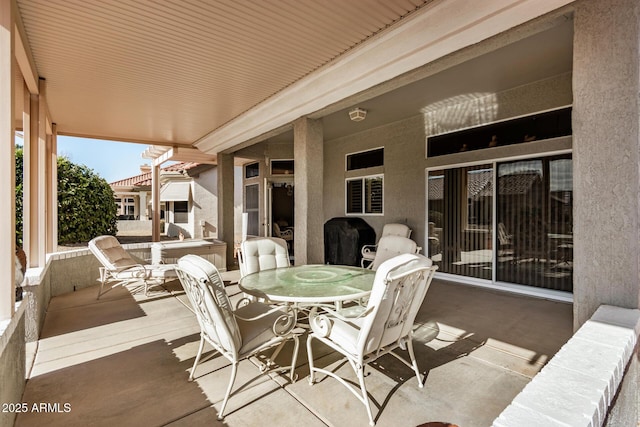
[88,235,177,299]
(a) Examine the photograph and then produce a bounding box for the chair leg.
[356,363,375,426]
[406,337,424,387]
[306,335,316,384]
[96,268,105,300]
[219,361,238,420]
[289,335,300,382]
[189,335,206,381]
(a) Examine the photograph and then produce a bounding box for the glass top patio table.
[238,264,375,304]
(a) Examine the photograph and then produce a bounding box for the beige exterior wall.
[323,72,573,252]
[192,167,218,239]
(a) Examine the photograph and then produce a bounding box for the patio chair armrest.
[308,305,374,337]
[234,303,297,336]
[321,305,375,321]
[119,264,152,279]
[361,244,377,256]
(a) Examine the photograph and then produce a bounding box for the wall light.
[349,107,367,122]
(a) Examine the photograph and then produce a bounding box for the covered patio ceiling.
[14,0,433,145]
[13,0,573,161]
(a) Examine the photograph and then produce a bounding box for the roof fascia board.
[195,0,574,154]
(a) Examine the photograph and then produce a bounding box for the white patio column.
[217,153,235,269]
[151,164,160,242]
[293,117,323,265]
[139,191,147,220]
[0,0,16,318]
[573,0,640,326]
[46,123,57,252]
[24,78,47,267]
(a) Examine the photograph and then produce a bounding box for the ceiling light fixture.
[349,107,367,122]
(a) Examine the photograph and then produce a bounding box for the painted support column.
[151,164,160,242]
[293,117,323,265]
[21,82,29,247]
[36,79,47,262]
[24,90,38,266]
[25,78,47,267]
[46,124,57,253]
[139,191,147,220]
[217,153,235,269]
[573,0,640,327]
[0,0,15,319]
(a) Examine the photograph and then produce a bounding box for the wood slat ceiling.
[16,0,432,146]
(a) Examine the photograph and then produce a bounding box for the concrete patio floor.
[15,270,572,427]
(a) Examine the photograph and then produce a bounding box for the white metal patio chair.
[273,222,293,245]
[361,223,412,268]
[237,237,291,305]
[88,235,177,299]
[306,253,438,426]
[367,235,420,270]
[237,237,290,278]
[176,254,300,420]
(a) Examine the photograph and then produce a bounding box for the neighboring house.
[110,162,218,239]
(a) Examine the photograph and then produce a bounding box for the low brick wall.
[493,305,640,426]
[21,243,154,342]
[0,303,26,427]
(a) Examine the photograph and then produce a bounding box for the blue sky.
[56,136,150,183]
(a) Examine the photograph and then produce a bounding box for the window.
[124,198,135,216]
[245,184,260,236]
[347,148,383,171]
[174,201,188,224]
[427,107,572,157]
[346,175,383,215]
[115,197,135,218]
[245,162,259,179]
[271,160,294,175]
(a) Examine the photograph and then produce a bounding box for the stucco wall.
[323,72,573,253]
[193,168,218,239]
[324,114,427,246]
[572,0,640,327]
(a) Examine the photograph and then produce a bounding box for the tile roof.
[110,162,200,187]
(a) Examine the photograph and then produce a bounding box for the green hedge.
[16,148,118,245]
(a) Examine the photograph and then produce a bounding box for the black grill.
[324,217,375,266]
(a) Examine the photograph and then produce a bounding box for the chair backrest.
[381,223,412,238]
[370,235,418,270]
[176,255,242,355]
[358,253,436,356]
[497,222,512,245]
[89,235,138,272]
[239,237,290,277]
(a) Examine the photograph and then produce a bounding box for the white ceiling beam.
[144,146,217,167]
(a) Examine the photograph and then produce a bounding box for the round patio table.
[238,264,375,304]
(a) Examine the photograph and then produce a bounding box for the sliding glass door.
[428,153,573,293]
[496,154,573,291]
[428,164,493,280]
